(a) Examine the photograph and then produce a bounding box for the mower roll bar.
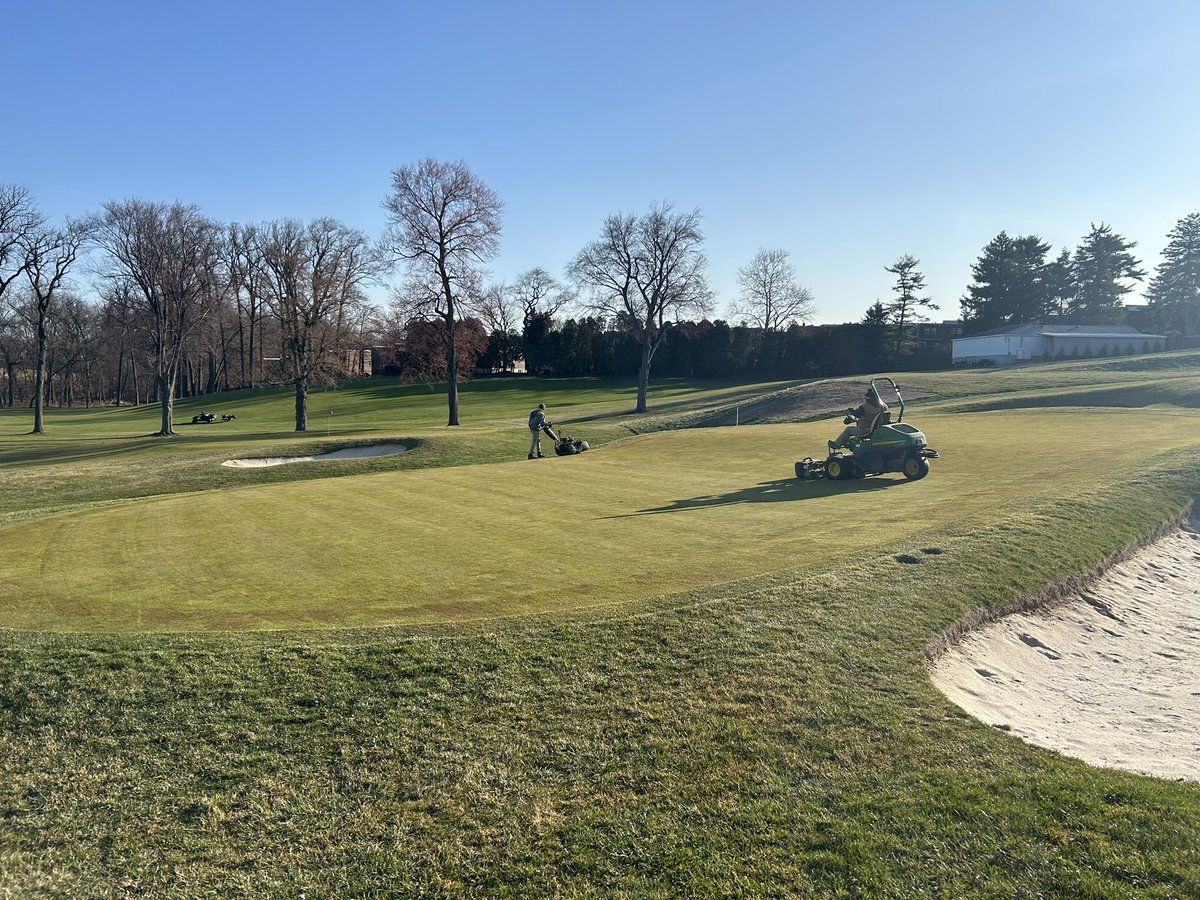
[870,376,904,423]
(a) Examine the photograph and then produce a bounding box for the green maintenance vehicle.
[795,376,940,482]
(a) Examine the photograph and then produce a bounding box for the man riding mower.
[796,376,939,481]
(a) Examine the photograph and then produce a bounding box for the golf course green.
[1,356,1199,894]
[3,410,1200,632]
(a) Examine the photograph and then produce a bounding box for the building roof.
[958,322,1164,340]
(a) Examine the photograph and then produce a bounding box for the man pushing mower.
[528,403,548,459]
[526,402,590,458]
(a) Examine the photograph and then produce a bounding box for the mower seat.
[847,411,891,449]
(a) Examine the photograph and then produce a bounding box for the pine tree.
[859,301,889,366]
[1043,248,1075,318]
[884,255,938,359]
[960,232,1051,329]
[1070,223,1144,324]
[1145,212,1200,335]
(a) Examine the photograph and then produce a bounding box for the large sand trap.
[222,443,409,468]
[930,523,1200,781]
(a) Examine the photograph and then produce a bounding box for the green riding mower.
[795,376,940,482]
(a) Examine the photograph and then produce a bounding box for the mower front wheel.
[902,454,930,481]
[826,457,849,480]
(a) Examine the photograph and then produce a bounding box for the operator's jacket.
[851,397,888,430]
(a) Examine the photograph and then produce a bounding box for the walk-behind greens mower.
[795,376,939,482]
[541,423,590,456]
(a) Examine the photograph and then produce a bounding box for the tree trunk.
[445,313,459,426]
[236,315,247,388]
[115,343,125,407]
[32,321,47,434]
[294,379,308,431]
[157,370,175,436]
[635,330,652,413]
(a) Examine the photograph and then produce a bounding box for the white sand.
[221,443,409,468]
[930,523,1200,781]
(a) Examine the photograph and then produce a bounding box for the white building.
[952,323,1167,367]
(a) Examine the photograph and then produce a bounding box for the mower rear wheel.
[826,457,847,480]
[902,454,930,481]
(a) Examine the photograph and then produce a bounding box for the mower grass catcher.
[796,376,939,482]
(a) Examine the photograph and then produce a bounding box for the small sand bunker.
[222,443,409,468]
[930,524,1200,781]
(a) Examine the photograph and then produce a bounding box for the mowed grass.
[4,408,1200,631]
[0,376,802,525]
[3,359,1200,894]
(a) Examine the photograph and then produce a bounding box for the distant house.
[952,323,1166,367]
[915,320,965,354]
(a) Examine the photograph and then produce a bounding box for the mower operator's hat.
[538,403,545,410]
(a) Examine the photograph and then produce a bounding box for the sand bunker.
[222,443,409,468]
[930,523,1200,781]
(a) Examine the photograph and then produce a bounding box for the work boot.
[537,453,545,458]
[827,440,838,452]
[528,454,535,459]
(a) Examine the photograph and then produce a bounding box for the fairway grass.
[3,360,1200,894]
[4,408,1200,631]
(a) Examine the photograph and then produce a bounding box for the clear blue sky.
[5,0,1198,323]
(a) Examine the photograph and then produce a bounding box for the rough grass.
[2,360,1200,895]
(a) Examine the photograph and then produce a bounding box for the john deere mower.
[795,376,939,482]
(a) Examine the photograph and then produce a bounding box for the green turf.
[2,356,1200,894]
[0,376,802,525]
[4,409,1200,631]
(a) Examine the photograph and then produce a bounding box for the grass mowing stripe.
[5,409,1200,631]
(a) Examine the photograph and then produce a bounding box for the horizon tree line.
[2,168,1199,430]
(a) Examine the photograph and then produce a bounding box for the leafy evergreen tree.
[1069,223,1144,324]
[859,301,889,365]
[883,255,938,358]
[1145,212,1200,334]
[960,232,1051,329]
[1043,247,1075,317]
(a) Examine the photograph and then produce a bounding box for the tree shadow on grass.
[602,475,905,518]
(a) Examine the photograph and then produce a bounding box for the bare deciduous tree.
[510,267,573,328]
[730,248,815,331]
[0,185,42,310]
[225,222,271,388]
[569,203,711,413]
[257,218,377,431]
[0,186,42,408]
[92,200,223,436]
[382,158,502,426]
[23,219,89,433]
[477,282,523,372]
